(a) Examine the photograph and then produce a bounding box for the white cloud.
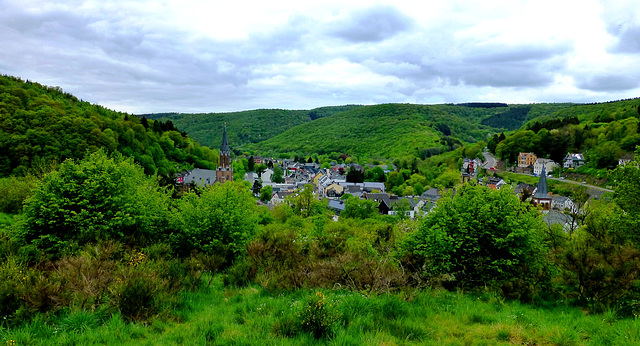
[0,0,638,113]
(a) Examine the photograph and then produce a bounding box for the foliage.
[271,165,283,183]
[20,150,171,258]
[170,181,258,264]
[259,185,273,202]
[0,175,38,214]
[341,198,379,219]
[0,75,216,178]
[297,291,340,339]
[403,184,548,296]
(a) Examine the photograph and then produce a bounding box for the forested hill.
[146,103,571,160]
[488,98,640,169]
[0,75,218,177]
[142,105,362,150]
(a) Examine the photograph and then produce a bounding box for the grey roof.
[328,200,346,212]
[533,166,551,199]
[181,168,217,186]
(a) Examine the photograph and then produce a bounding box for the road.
[482,151,496,169]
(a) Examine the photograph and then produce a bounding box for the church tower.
[216,124,233,183]
[532,166,551,210]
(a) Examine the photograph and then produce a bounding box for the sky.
[1,0,640,114]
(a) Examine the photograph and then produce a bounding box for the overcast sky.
[1,0,639,114]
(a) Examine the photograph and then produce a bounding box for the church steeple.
[216,123,233,183]
[533,165,551,210]
[220,124,230,155]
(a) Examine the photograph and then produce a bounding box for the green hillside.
[0,75,217,177]
[247,103,571,160]
[143,105,362,150]
[488,98,640,170]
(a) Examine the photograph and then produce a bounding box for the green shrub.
[21,151,171,258]
[297,291,340,339]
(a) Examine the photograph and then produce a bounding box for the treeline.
[0,75,217,177]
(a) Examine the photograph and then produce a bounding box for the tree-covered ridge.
[143,105,363,150]
[0,75,217,177]
[489,99,640,169]
[247,103,561,160]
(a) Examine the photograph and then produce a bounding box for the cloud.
[328,5,414,43]
[576,74,639,92]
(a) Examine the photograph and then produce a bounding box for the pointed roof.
[220,124,230,155]
[533,166,551,200]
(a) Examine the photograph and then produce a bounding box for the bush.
[402,184,548,296]
[297,291,340,339]
[21,150,171,258]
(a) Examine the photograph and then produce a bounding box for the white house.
[533,159,557,176]
[563,153,585,169]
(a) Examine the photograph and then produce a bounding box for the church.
[215,124,233,183]
[177,124,233,187]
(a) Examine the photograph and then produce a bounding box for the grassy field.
[2,274,639,345]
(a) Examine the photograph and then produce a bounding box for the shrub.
[402,184,548,296]
[21,150,171,258]
[297,292,340,339]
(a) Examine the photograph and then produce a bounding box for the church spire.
[533,166,550,199]
[220,123,230,155]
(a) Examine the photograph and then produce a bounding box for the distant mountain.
[0,75,217,177]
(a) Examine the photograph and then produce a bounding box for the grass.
[2,275,639,345]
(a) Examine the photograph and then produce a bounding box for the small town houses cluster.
[173,127,594,231]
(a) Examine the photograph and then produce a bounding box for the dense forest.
[0,75,218,178]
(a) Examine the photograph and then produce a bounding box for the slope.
[143,105,362,150]
[0,75,217,177]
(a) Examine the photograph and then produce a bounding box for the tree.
[256,164,267,178]
[252,179,262,195]
[402,184,547,296]
[272,165,283,183]
[286,184,323,218]
[22,150,170,257]
[248,156,255,172]
[171,181,258,264]
[341,198,378,219]
[346,167,364,183]
[259,185,273,202]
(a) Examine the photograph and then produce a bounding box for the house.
[514,183,536,199]
[532,166,552,210]
[618,153,635,166]
[421,188,441,202]
[533,159,557,176]
[365,193,393,215]
[552,195,576,213]
[563,153,585,169]
[325,183,344,198]
[487,177,506,190]
[518,152,537,168]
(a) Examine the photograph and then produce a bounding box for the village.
[176,126,604,231]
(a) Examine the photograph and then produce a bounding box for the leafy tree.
[342,198,378,219]
[403,184,547,296]
[346,167,364,183]
[272,165,283,183]
[259,185,273,202]
[286,184,324,218]
[171,181,258,264]
[21,150,170,257]
[256,164,267,178]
